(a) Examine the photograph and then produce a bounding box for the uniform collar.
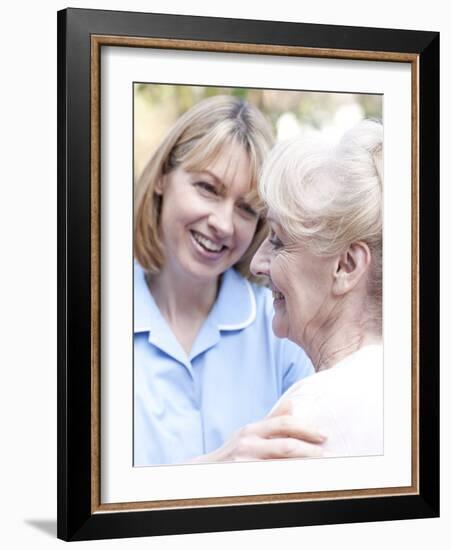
[210,268,256,331]
[134,262,256,334]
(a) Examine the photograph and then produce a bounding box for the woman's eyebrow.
[192,169,258,203]
[194,170,226,192]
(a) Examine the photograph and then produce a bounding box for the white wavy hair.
[259,119,383,324]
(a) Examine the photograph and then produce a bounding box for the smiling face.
[250,213,338,348]
[156,142,260,285]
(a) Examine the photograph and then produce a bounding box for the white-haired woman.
[251,120,383,457]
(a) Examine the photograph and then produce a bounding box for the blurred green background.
[134,84,382,181]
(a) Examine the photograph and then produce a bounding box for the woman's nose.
[250,238,270,278]
[208,203,234,238]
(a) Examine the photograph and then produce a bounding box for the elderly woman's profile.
[251,120,383,457]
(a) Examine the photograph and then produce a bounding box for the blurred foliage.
[134,84,382,181]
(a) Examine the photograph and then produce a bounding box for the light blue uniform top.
[134,262,313,466]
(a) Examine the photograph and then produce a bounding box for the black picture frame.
[57,7,439,542]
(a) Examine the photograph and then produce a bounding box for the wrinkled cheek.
[271,258,289,292]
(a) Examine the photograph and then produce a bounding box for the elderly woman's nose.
[250,239,271,277]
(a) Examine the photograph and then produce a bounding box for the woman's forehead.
[185,139,247,171]
[186,144,259,190]
[266,209,281,226]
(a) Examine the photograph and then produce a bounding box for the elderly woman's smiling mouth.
[270,282,285,304]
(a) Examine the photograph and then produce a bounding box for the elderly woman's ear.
[332,242,372,296]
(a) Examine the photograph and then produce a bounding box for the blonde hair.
[134,95,274,280]
[260,119,383,325]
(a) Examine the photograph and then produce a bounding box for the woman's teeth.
[272,289,284,300]
[192,231,224,253]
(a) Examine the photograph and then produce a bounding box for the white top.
[271,344,383,458]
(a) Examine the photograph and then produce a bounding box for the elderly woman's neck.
[308,305,381,372]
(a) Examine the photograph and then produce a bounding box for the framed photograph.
[57,7,439,542]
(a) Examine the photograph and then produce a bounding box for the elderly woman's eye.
[269,230,283,249]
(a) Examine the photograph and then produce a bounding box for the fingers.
[235,435,324,460]
[205,416,327,462]
[242,415,326,444]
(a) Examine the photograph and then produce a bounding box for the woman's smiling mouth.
[190,230,227,256]
[270,283,285,304]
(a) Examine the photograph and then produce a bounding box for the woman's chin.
[272,315,288,339]
[177,250,228,281]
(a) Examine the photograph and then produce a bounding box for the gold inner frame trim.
[90,34,420,514]
[92,35,418,62]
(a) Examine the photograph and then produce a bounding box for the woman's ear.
[154,175,165,195]
[332,242,372,296]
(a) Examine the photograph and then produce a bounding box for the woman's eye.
[196,181,218,195]
[238,202,258,217]
[269,230,283,249]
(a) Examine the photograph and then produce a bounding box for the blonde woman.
[134,95,322,465]
[251,120,383,457]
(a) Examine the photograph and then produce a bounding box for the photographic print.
[133,84,384,467]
